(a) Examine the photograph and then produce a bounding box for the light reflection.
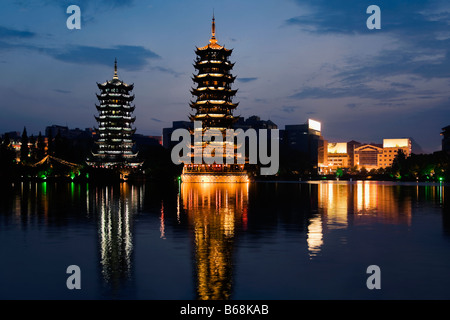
[318,182,348,230]
[160,201,166,239]
[312,181,415,256]
[307,215,323,258]
[317,181,413,227]
[181,182,249,300]
[89,182,144,289]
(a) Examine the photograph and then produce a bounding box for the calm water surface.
[1,180,450,300]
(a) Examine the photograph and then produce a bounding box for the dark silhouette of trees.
[0,134,17,180]
[388,151,450,181]
[36,132,46,160]
[20,127,29,164]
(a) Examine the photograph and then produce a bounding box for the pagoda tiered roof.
[95,104,135,112]
[88,59,140,169]
[97,79,134,90]
[96,93,135,101]
[181,15,249,182]
[192,73,236,83]
[189,100,238,109]
[190,87,238,97]
[95,115,136,123]
[194,60,235,70]
[189,16,240,130]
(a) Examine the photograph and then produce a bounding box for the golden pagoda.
[181,15,249,183]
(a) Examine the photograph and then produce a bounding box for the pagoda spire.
[113,58,118,80]
[210,12,217,45]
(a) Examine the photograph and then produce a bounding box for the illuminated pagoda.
[181,15,249,183]
[87,59,142,175]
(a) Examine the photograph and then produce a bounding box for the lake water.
[1,180,450,300]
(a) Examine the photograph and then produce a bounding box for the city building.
[281,119,325,170]
[379,138,412,168]
[441,125,450,153]
[46,125,94,140]
[162,121,193,149]
[45,125,69,139]
[233,116,277,130]
[181,15,248,183]
[347,140,361,167]
[354,143,384,170]
[86,59,142,170]
[319,138,412,173]
[352,138,411,170]
[327,142,349,171]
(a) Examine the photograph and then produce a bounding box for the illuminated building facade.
[181,16,248,183]
[353,143,383,170]
[87,60,142,171]
[326,142,349,171]
[354,138,411,170]
[320,138,411,172]
[379,138,411,168]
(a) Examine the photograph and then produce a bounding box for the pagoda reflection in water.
[181,182,249,299]
[89,183,144,290]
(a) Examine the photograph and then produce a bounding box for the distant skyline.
[1,0,450,153]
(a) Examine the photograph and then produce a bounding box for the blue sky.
[1,0,450,153]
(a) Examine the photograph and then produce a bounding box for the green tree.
[391,149,407,179]
[360,167,368,176]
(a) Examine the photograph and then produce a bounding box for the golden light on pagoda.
[181,15,249,183]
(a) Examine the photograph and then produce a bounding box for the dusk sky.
[1,0,450,153]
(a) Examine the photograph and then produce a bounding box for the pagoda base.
[181,171,249,183]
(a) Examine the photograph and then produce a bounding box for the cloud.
[335,49,450,84]
[286,0,450,79]
[254,98,266,103]
[290,85,404,100]
[285,0,450,107]
[280,106,298,113]
[286,0,442,36]
[0,32,160,72]
[13,0,135,26]
[15,0,134,11]
[0,26,36,39]
[45,45,161,70]
[53,89,71,94]
[390,82,415,89]
[150,66,183,77]
[237,77,258,83]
